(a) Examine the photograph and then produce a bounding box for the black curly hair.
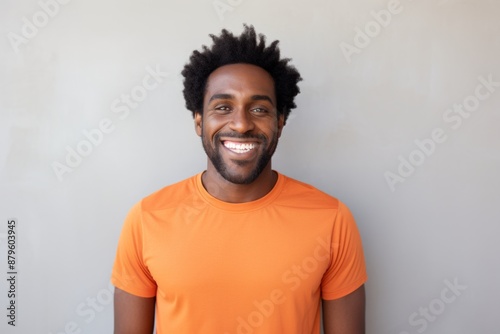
[181,25,302,123]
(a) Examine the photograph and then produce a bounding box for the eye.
[214,105,231,112]
[251,107,268,114]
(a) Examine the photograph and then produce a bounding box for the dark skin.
[195,63,284,203]
[114,63,365,334]
[323,285,366,334]
[114,289,155,334]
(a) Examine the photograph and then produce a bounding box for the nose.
[229,107,254,133]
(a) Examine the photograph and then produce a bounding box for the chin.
[218,170,261,185]
[215,161,267,185]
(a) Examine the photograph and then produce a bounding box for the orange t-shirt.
[112,172,367,334]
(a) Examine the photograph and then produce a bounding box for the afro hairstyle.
[181,24,302,123]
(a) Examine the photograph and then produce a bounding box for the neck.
[201,165,278,203]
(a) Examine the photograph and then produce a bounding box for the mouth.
[221,140,258,155]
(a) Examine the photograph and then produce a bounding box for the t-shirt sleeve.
[321,201,368,300]
[111,201,157,297]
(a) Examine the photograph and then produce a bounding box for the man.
[112,25,367,334]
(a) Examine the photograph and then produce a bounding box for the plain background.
[1,0,499,333]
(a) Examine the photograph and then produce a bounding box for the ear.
[277,113,285,138]
[194,112,202,136]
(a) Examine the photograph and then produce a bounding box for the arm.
[114,287,156,334]
[322,284,366,334]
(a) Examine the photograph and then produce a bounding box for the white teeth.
[223,141,256,153]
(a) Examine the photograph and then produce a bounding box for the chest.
[142,208,333,302]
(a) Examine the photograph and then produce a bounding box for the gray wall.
[1,0,499,333]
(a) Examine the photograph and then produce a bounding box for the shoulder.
[140,174,199,212]
[277,173,341,210]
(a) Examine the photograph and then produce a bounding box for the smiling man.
[112,25,367,334]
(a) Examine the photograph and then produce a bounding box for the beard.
[200,128,280,185]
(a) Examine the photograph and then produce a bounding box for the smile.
[222,141,257,154]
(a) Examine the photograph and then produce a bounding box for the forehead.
[204,63,276,101]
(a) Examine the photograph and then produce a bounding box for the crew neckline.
[195,171,286,212]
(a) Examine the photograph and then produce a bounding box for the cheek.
[204,116,227,134]
[200,119,220,143]
[261,119,280,137]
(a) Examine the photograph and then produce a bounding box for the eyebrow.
[208,93,274,105]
